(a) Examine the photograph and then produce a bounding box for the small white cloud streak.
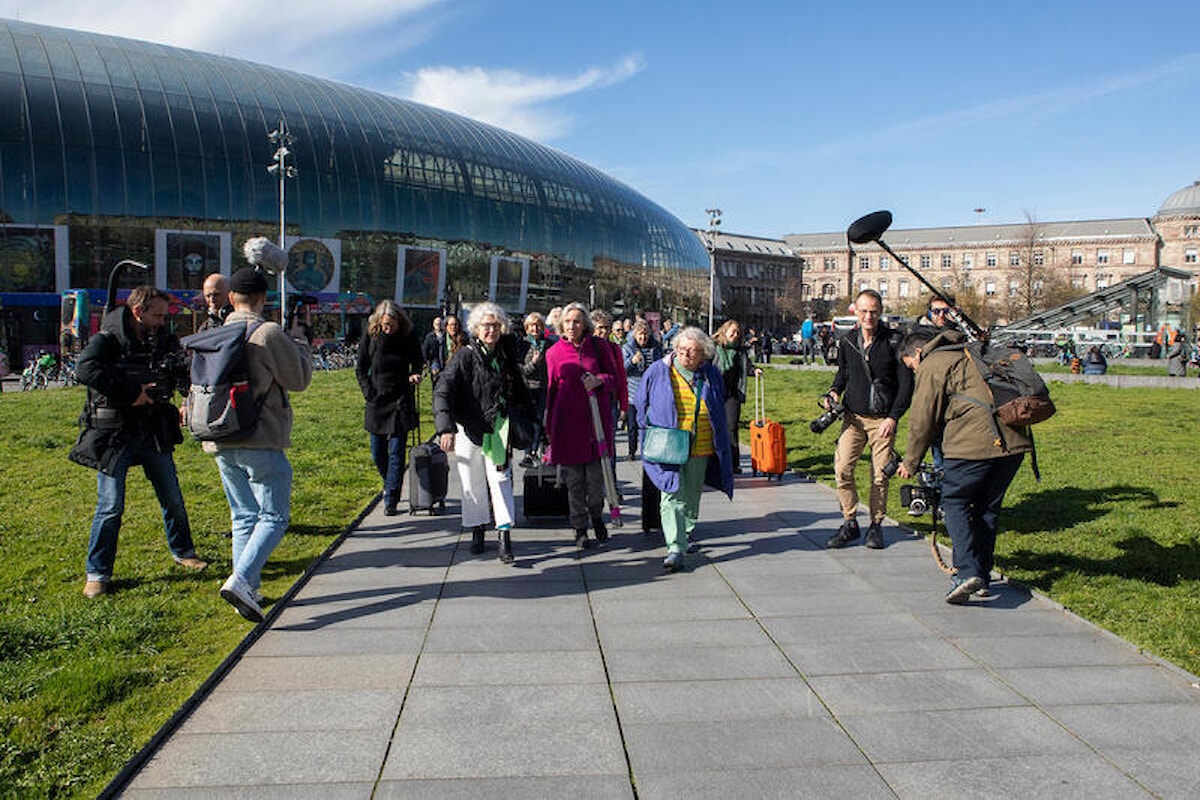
[0,0,445,78]
[402,55,646,141]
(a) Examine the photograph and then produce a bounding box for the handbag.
[507,406,537,451]
[642,372,705,466]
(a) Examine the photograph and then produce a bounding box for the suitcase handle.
[754,372,766,424]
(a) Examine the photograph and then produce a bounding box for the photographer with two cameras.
[821,289,913,550]
[70,286,208,599]
[895,328,1032,604]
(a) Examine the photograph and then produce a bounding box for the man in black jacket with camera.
[821,289,913,549]
[69,286,207,598]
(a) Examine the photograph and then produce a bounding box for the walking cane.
[587,391,624,527]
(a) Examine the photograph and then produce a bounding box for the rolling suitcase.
[641,468,662,532]
[408,411,449,514]
[522,462,568,519]
[750,374,787,480]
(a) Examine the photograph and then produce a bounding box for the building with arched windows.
[0,18,710,369]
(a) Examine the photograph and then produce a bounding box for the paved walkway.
[118,446,1200,799]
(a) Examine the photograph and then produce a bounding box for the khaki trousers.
[833,412,896,523]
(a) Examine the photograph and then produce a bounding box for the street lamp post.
[267,121,297,323]
[705,208,722,334]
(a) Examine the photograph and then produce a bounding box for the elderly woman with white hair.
[433,302,534,563]
[544,302,621,549]
[633,326,734,572]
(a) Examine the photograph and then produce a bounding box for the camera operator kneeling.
[896,329,1033,604]
[69,286,208,599]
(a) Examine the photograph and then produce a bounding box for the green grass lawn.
[2,367,1199,797]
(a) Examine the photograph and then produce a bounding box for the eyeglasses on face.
[929,308,949,316]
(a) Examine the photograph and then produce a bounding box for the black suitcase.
[522,463,568,519]
[641,468,662,532]
[409,436,449,515]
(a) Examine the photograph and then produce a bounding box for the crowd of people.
[67,234,1090,615]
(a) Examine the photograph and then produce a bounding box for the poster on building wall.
[286,238,339,293]
[489,255,528,313]
[155,229,231,293]
[397,246,446,309]
[0,226,56,292]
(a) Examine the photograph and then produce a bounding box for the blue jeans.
[215,448,293,591]
[86,440,196,581]
[940,454,1024,584]
[369,433,405,505]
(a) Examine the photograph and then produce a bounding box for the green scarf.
[478,343,508,467]
[715,343,736,374]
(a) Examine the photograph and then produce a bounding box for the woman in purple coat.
[634,327,734,572]
[545,303,620,549]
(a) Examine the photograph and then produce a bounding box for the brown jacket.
[902,331,1033,473]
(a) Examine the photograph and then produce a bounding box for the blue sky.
[5,0,1200,237]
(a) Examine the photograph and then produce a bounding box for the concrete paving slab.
[180,689,404,734]
[422,620,598,652]
[808,669,1027,715]
[122,784,375,799]
[411,651,606,686]
[397,684,614,725]
[250,626,429,657]
[761,610,928,644]
[996,664,1200,706]
[595,618,768,650]
[611,678,827,723]
[630,766,895,800]
[875,754,1153,799]
[604,644,797,683]
[587,595,752,624]
[375,775,634,800]
[621,718,866,771]
[780,635,977,676]
[954,632,1151,668]
[218,654,418,692]
[271,596,437,631]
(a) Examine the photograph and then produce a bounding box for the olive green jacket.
[901,331,1034,473]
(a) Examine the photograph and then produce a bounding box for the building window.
[859,256,870,271]
[1096,273,1110,289]
[1071,275,1085,289]
[821,283,836,299]
[1123,249,1135,265]
[963,276,974,290]
[1008,279,1019,297]
[1033,279,1044,297]
[899,279,910,298]
[941,277,953,291]
[1097,249,1109,265]
[1071,249,1083,265]
[878,280,888,297]
[986,252,997,267]
[941,253,952,269]
[920,254,931,269]
[824,256,838,271]
[1186,248,1198,264]
[962,253,973,269]
[985,279,996,296]
[859,280,871,292]
[1034,251,1044,266]
[1009,251,1020,266]
[879,256,890,271]
[1184,225,1199,238]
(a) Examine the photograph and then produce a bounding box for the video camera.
[809,397,844,434]
[899,463,943,517]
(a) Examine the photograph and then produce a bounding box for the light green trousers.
[661,455,707,554]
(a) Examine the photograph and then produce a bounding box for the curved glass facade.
[0,18,709,338]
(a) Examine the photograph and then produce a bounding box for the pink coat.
[544,336,618,465]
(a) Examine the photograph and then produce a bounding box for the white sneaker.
[220,574,265,622]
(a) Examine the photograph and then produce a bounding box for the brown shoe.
[174,556,209,571]
[83,580,108,598]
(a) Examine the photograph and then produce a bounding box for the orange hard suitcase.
[750,374,787,480]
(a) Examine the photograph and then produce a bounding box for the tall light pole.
[706,207,722,334]
[267,121,297,322]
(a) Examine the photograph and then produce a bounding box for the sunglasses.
[929,308,949,316]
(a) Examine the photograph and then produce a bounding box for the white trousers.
[453,424,515,529]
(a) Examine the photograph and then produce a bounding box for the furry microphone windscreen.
[242,237,289,274]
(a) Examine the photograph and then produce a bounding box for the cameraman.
[896,328,1032,604]
[823,289,912,549]
[70,286,207,598]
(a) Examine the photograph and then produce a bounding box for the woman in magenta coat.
[545,302,620,549]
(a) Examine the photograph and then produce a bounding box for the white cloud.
[401,55,646,141]
[0,0,445,78]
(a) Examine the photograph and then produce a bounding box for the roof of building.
[1156,180,1200,217]
[693,229,795,257]
[782,217,1156,251]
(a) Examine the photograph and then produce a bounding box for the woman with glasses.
[356,300,425,516]
[545,303,621,549]
[633,327,734,572]
[433,303,533,563]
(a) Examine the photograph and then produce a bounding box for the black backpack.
[180,321,268,441]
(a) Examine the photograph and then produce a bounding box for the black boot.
[498,528,514,563]
[592,516,609,543]
[469,525,486,555]
[574,528,593,550]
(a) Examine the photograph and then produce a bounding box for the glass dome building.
[0,18,709,360]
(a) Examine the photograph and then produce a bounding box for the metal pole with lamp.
[267,121,297,324]
[705,207,721,334]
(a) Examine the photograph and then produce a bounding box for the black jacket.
[68,306,187,474]
[433,333,533,446]
[829,321,913,420]
[356,329,425,436]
